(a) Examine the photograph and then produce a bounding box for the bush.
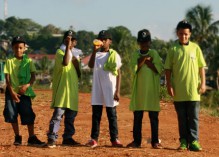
[201,90,219,117]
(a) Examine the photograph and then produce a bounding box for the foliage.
[160,86,172,102]
[201,91,219,116]
[185,5,219,74]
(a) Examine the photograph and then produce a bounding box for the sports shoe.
[28,135,46,147]
[152,143,163,149]
[47,138,56,148]
[14,135,22,145]
[62,138,80,146]
[178,139,188,151]
[111,139,123,147]
[189,140,202,151]
[126,141,141,148]
[86,139,98,148]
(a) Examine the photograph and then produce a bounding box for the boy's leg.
[91,105,103,141]
[106,106,118,142]
[27,124,34,137]
[62,109,77,139]
[133,111,144,146]
[187,101,200,143]
[11,123,19,135]
[174,102,189,141]
[47,107,65,141]
[148,111,159,144]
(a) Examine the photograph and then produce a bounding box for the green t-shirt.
[4,56,36,94]
[130,49,163,111]
[51,49,78,111]
[164,41,206,101]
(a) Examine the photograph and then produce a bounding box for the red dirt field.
[0,90,219,157]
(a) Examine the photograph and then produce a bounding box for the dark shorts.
[3,88,36,125]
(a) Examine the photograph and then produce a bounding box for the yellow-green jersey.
[164,41,206,101]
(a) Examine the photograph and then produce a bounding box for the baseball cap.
[137,29,151,42]
[11,36,26,46]
[176,20,192,32]
[97,30,112,40]
[63,30,77,40]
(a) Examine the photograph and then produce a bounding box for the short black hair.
[176,20,192,32]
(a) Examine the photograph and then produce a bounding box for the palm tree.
[185,4,219,74]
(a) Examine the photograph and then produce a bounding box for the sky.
[0,0,219,41]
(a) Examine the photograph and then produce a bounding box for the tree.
[108,26,138,95]
[185,5,219,73]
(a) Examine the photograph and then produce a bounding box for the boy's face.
[12,43,26,59]
[64,36,77,48]
[100,38,111,50]
[177,28,191,45]
[138,41,150,51]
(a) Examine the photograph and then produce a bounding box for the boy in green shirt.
[47,30,81,148]
[4,36,45,146]
[164,20,206,151]
[127,29,163,149]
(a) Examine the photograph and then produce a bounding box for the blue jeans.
[133,111,159,146]
[47,107,77,141]
[91,105,119,142]
[174,101,200,143]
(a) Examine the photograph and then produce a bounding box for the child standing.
[127,29,163,149]
[47,30,81,148]
[164,20,206,151]
[86,30,123,148]
[3,36,45,146]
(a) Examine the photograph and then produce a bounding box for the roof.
[28,54,55,60]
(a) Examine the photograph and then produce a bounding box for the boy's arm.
[144,59,158,73]
[19,72,36,95]
[62,36,72,66]
[72,57,81,78]
[199,67,206,94]
[165,69,174,97]
[5,73,20,102]
[137,56,147,72]
[114,69,121,101]
[88,45,101,68]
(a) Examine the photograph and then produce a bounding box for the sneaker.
[47,138,56,148]
[189,140,202,151]
[28,135,46,147]
[111,139,123,147]
[178,139,188,151]
[14,135,22,145]
[62,138,80,146]
[126,141,140,148]
[86,139,98,148]
[152,143,163,149]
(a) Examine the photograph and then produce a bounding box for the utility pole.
[4,0,8,20]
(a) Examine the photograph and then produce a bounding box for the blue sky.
[1,0,219,41]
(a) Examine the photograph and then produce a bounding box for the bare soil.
[0,90,218,157]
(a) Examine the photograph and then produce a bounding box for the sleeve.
[4,60,10,74]
[130,51,138,73]
[164,48,173,70]
[116,53,122,69]
[29,59,36,72]
[196,45,207,68]
[152,50,163,74]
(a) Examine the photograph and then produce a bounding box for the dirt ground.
[0,90,219,157]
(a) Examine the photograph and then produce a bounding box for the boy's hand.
[199,84,206,94]
[166,84,174,97]
[114,90,120,102]
[11,91,21,103]
[19,84,29,95]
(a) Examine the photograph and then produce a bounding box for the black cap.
[97,30,112,40]
[11,36,26,46]
[137,29,151,42]
[176,20,192,32]
[63,30,77,40]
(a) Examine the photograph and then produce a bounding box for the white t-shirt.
[91,51,122,107]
